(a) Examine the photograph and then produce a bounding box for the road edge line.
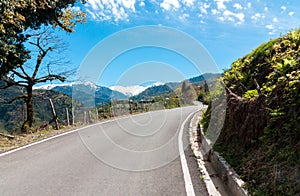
[0,106,191,157]
[178,110,198,196]
[0,120,115,157]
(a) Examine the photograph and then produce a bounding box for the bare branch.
[0,76,17,89]
[220,80,245,102]
[29,37,43,52]
[34,74,66,84]
[31,47,53,80]
[7,94,27,104]
[11,70,27,80]
[0,76,28,89]
[19,66,30,79]
[54,18,74,33]
[254,78,262,95]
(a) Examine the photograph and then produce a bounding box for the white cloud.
[218,16,225,21]
[266,24,277,35]
[160,0,180,10]
[139,1,145,7]
[269,29,277,35]
[85,0,136,22]
[214,0,231,10]
[233,3,242,10]
[221,10,245,24]
[264,7,268,12]
[269,31,275,35]
[86,9,97,20]
[281,6,287,11]
[199,3,210,15]
[87,0,103,11]
[84,0,294,29]
[121,0,136,12]
[182,0,195,7]
[251,13,265,21]
[200,7,207,14]
[179,13,190,20]
[247,2,251,8]
[235,13,245,23]
[289,12,295,16]
[211,9,219,15]
[266,24,274,30]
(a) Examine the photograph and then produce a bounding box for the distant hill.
[131,83,175,101]
[0,82,75,132]
[132,73,220,101]
[0,73,220,132]
[188,73,221,85]
[38,83,128,106]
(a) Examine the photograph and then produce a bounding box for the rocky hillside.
[202,29,300,195]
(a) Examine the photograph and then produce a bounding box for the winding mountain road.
[0,106,209,196]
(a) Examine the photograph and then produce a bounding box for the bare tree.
[0,28,71,132]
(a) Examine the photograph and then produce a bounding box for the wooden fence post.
[49,98,60,130]
[84,111,87,124]
[66,107,70,126]
[72,107,75,125]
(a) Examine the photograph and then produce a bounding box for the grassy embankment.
[201,29,300,195]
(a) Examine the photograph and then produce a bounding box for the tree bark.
[21,85,34,132]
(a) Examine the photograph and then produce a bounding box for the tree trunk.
[22,85,34,132]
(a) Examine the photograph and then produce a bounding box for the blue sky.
[58,0,300,87]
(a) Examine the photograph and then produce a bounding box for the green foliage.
[223,39,276,96]
[0,85,75,132]
[243,89,258,99]
[0,0,86,75]
[202,29,300,195]
[197,91,210,104]
[200,104,211,134]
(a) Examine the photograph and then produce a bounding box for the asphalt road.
[0,106,209,196]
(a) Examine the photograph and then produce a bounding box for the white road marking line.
[178,110,199,196]
[0,120,114,157]
[0,107,188,157]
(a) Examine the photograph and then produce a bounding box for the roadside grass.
[0,125,78,153]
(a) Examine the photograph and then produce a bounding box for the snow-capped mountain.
[33,82,97,90]
[109,82,164,97]
[33,83,74,90]
[109,86,147,97]
[32,82,127,106]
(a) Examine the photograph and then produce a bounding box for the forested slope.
[0,85,74,133]
[202,29,300,195]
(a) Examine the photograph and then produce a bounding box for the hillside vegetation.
[0,84,74,133]
[202,29,300,195]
